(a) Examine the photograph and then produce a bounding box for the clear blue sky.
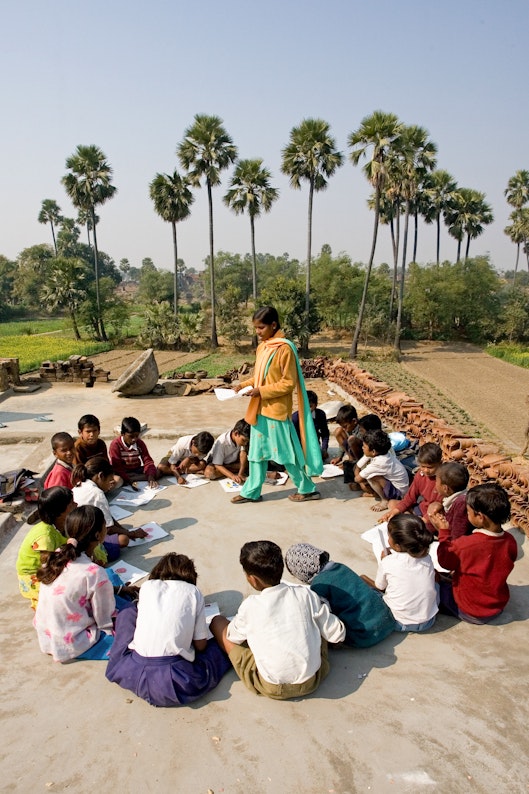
[1,0,527,274]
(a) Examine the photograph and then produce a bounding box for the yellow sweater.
[241,340,298,422]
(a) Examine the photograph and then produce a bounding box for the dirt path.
[400,341,529,452]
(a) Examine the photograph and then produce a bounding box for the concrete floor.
[0,381,528,793]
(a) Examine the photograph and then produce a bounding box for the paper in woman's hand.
[214,385,253,401]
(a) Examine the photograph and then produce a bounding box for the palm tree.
[504,208,529,284]
[393,125,437,352]
[150,170,194,317]
[282,119,343,354]
[505,170,529,212]
[224,158,278,305]
[62,145,117,341]
[177,114,237,348]
[38,199,62,256]
[424,170,459,264]
[446,188,493,261]
[348,110,402,358]
[76,208,99,248]
[41,257,86,340]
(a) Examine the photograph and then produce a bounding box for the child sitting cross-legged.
[106,552,231,707]
[210,540,345,699]
[109,417,158,488]
[285,543,396,647]
[330,404,360,466]
[204,420,250,484]
[44,432,76,489]
[381,442,442,528]
[354,429,410,511]
[75,414,109,466]
[436,483,518,624]
[157,431,214,483]
[362,513,439,633]
[427,462,473,540]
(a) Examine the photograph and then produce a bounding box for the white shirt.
[209,429,240,466]
[73,479,114,527]
[375,552,438,625]
[129,579,208,661]
[357,452,409,495]
[168,435,197,464]
[227,581,345,685]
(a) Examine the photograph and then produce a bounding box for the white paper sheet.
[178,473,210,489]
[126,521,169,547]
[320,464,344,479]
[265,471,288,486]
[110,504,133,521]
[109,561,149,585]
[218,478,243,492]
[214,385,252,401]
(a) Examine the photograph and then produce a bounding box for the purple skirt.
[106,605,231,707]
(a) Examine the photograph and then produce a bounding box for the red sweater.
[437,528,517,618]
[44,461,73,489]
[109,437,157,482]
[445,492,473,540]
[394,471,440,518]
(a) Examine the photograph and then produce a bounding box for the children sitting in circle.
[34,505,116,662]
[354,429,410,510]
[72,457,147,560]
[157,431,214,483]
[16,486,76,609]
[204,420,250,483]
[210,540,345,699]
[44,433,76,489]
[109,416,158,488]
[106,552,231,706]
[362,513,439,632]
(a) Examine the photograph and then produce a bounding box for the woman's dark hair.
[38,486,74,525]
[466,483,511,525]
[72,456,114,487]
[149,553,198,585]
[239,540,284,585]
[37,505,105,584]
[252,306,280,328]
[387,513,433,557]
[121,416,142,434]
[191,431,215,455]
[364,429,391,455]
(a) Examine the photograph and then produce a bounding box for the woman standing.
[232,306,322,504]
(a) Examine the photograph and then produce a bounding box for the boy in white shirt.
[157,431,214,481]
[204,419,250,484]
[354,429,409,512]
[210,540,345,699]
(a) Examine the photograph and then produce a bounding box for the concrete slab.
[0,381,528,792]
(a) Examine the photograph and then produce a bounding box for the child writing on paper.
[204,420,250,483]
[210,540,345,699]
[106,552,230,707]
[362,513,438,633]
[157,431,214,482]
[109,417,158,488]
[72,458,147,561]
[34,505,116,662]
[44,433,76,489]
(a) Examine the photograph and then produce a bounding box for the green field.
[486,343,529,369]
[0,318,67,337]
[0,333,112,373]
[162,351,252,378]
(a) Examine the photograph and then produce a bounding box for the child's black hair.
[357,414,382,432]
[51,432,74,451]
[363,429,391,455]
[240,540,284,585]
[121,416,141,434]
[466,483,511,525]
[252,306,280,328]
[72,456,114,487]
[191,431,215,455]
[336,404,358,425]
[437,462,469,493]
[37,505,105,584]
[417,442,443,465]
[149,552,198,585]
[306,390,318,406]
[233,419,251,439]
[78,414,100,431]
[387,513,433,557]
[38,486,74,525]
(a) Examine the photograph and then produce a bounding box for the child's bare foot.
[370,500,388,512]
[362,492,376,498]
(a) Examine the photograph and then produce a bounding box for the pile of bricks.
[301,356,529,536]
[0,358,21,391]
[39,355,110,385]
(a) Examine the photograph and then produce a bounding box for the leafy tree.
[348,110,402,357]
[38,199,62,256]
[446,188,493,261]
[178,114,238,348]
[260,276,321,349]
[498,293,529,342]
[119,258,131,280]
[218,285,249,349]
[139,301,180,348]
[76,208,98,247]
[311,247,365,328]
[423,170,459,264]
[281,118,343,354]
[62,144,117,341]
[41,257,87,339]
[211,251,253,305]
[56,217,81,257]
[0,255,17,318]
[14,244,55,308]
[224,159,278,305]
[138,261,173,304]
[150,169,194,316]
[77,276,127,341]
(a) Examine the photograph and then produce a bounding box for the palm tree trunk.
[436,212,441,265]
[412,208,418,263]
[389,210,399,321]
[456,238,462,262]
[301,179,314,356]
[172,221,179,318]
[90,208,107,341]
[513,243,520,288]
[86,223,91,248]
[394,201,411,353]
[69,306,81,340]
[207,179,218,348]
[465,234,471,261]
[250,214,258,349]
[350,186,381,359]
[50,222,58,256]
